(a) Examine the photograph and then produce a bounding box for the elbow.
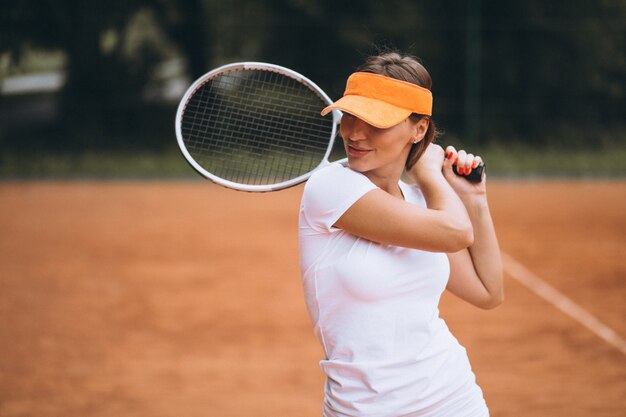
[479,294,504,310]
[478,288,504,310]
[444,221,474,252]
[461,225,474,248]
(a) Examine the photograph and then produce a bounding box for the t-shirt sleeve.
[301,163,378,233]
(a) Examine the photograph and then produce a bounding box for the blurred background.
[1,0,625,176]
[2,2,626,416]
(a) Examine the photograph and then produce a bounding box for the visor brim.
[321,95,413,129]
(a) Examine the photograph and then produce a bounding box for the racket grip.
[452,162,485,183]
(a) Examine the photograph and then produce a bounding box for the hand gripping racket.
[175,62,484,191]
[452,162,485,182]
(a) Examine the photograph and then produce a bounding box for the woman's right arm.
[334,144,474,253]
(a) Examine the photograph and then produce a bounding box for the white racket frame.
[175,62,347,192]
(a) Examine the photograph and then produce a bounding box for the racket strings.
[181,69,333,185]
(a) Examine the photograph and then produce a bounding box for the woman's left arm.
[442,146,504,309]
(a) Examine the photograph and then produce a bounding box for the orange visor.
[321,72,433,128]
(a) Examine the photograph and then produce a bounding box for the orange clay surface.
[1,179,625,416]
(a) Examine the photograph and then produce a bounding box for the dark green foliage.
[0,0,624,154]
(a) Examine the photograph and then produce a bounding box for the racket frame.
[175,62,344,192]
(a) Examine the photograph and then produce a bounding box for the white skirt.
[322,367,489,417]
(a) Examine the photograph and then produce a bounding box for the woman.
[298,52,503,417]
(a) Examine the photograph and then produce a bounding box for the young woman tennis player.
[298,52,503,417]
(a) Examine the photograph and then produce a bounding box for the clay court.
[1,179,625,416]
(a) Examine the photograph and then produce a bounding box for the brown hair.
[357,52,438,170]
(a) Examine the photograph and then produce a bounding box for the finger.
[445,145,457,161]
[465,153,475,174]
[472,155,483,169]
[456,150,467,174]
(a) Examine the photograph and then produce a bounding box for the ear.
[410,117,430,143]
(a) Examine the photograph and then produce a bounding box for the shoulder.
[304,162,374,197]
[306,161,364,185]
[305,161,344,185]
[301,162,378,233]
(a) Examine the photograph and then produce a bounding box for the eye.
[341,113,355,123]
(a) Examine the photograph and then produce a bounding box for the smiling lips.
[347,142,372,157]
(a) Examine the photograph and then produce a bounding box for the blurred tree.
[61,0,156,147]
[0,0,203,150]
[1,0,625,152]
[152,0,210,79]
[480,0,626,146]
[1,0,161,149]
[260,0,437,101]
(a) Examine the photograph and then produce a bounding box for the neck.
[362,164,405,199]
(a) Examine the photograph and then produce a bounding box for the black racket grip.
[452,162,485,183]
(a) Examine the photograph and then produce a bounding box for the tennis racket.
[175,62,484,191]
[175,62,342,192]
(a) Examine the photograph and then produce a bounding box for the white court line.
[502,252,626,356]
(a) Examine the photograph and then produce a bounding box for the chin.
[347,158,368,172]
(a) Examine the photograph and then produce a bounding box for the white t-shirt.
[299,162,489,417]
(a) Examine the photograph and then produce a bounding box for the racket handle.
[452,162,485,183]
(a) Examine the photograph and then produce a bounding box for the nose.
[342,114,368,141]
